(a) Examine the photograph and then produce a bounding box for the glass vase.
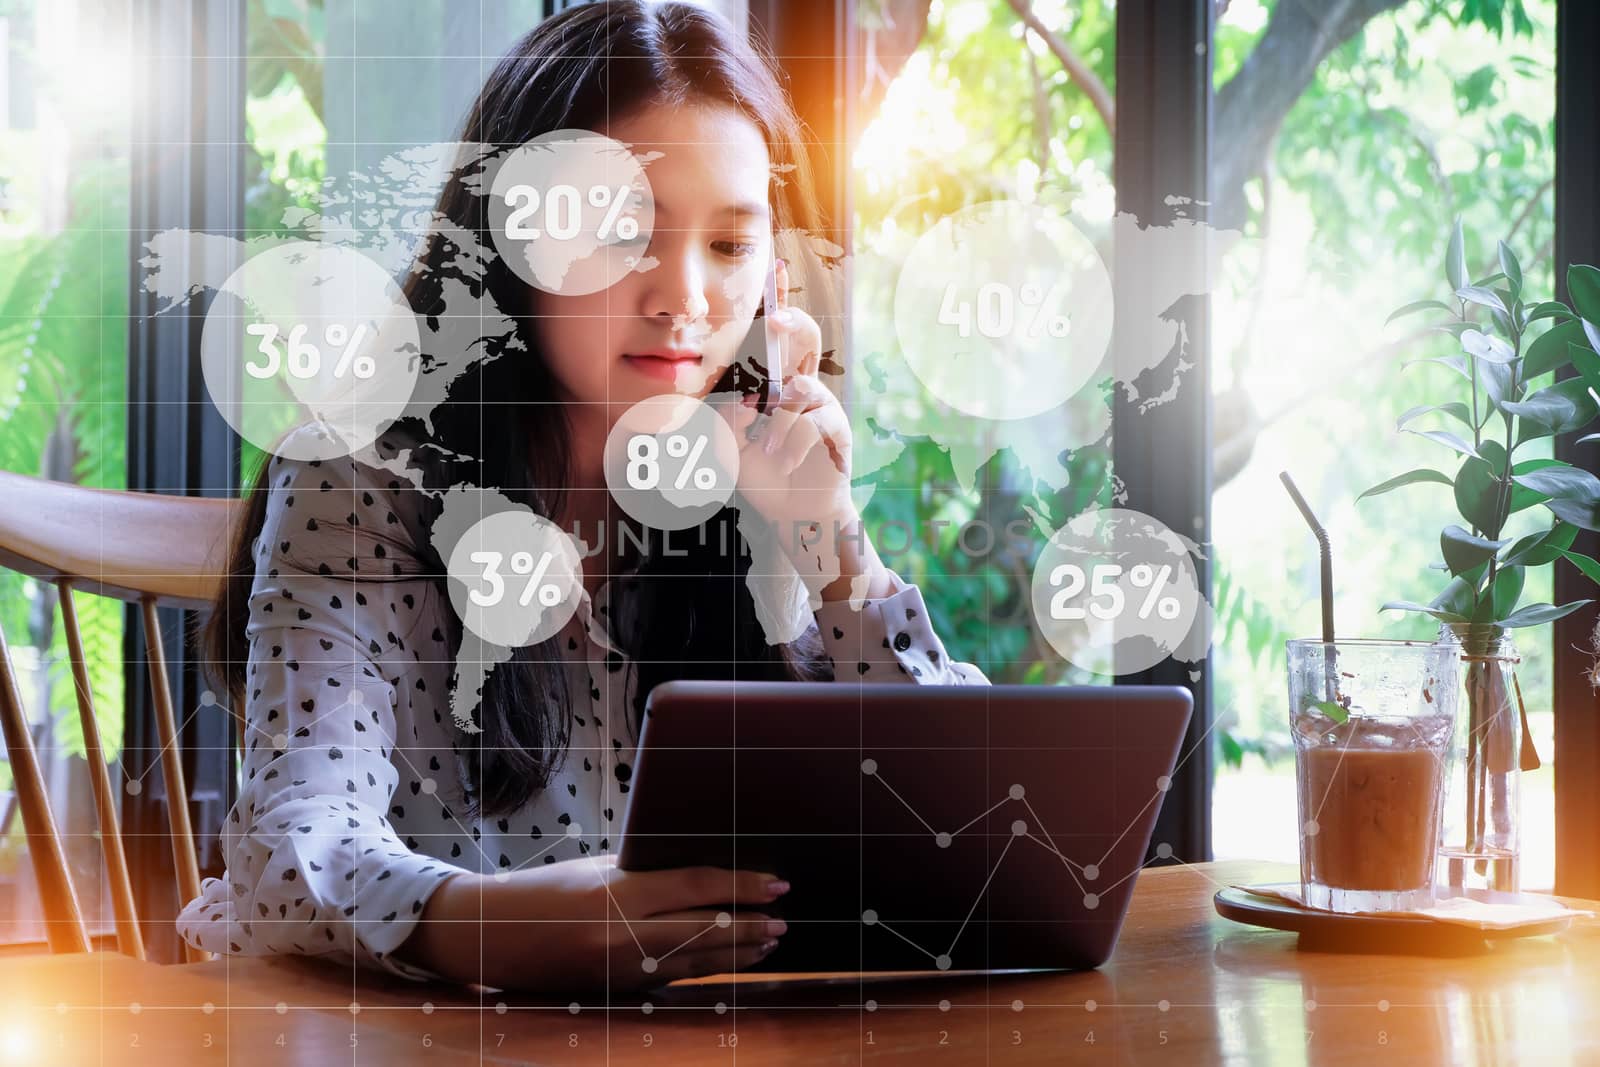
[1438,623,1526,894]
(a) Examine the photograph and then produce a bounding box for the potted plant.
[1361,219,1600,892]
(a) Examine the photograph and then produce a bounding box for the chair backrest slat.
[57,581,145,960]
[141,597,209,964]
[0,471,241,960]
[0,617,89,954]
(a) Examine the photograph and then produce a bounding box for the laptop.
[617,681,1194,973]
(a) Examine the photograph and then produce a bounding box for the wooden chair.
[0,471,239,962]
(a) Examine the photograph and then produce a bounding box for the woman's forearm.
[811,514,897,602]
[392,871,497,985]
[392,862,789,991]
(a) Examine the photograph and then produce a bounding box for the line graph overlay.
[857,754,1180,965]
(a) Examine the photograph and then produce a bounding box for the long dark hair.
[207,1,833,819]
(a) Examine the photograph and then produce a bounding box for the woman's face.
[531,101,773,417]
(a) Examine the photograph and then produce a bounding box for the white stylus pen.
[748,250,782,444]
[761,251,783,413]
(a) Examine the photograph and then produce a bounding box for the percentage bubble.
[605,396,738,531]
[489,131,656,296]
[451,513,583,648]
[1030,507,1203,676]
[896,200,1111,421]
[201,241,422,462]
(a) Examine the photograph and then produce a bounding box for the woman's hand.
[394,855,789,992]
[717,260,895,600]
[722,260,851,524]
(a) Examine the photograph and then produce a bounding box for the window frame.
[1111,0,1216,865]
[1552,0,1600,899]
[122,0,245,961]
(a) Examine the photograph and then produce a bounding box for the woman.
[178,0,986,993]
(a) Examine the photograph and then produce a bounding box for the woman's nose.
[642,245,710,324]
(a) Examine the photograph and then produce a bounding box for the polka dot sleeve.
[813,575,989,684]
[175,449,471,983]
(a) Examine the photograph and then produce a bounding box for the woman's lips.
[622,352,702,382]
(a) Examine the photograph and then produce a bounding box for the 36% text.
[244,323,374,380]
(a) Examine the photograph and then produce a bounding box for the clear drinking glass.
[1286,638,1460,913]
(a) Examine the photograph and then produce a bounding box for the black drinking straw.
[1280,472,1340,704]
[1280,472,1335,644]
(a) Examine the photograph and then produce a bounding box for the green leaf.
[1357,468,1453,501]
[1219,730,1244,768]
[1440,559,1492,587]
[1457,287,1510,317]
[1403,353,1472,381]
[1432,575,1479,618]
[1498,240,1523,296]
[1512,464,1600,503]
[1489,566,1524,620]
[1479,357,1515,416]
[1454,442,1522,535]
[1308,700,1349,725]
[1558,549,1600,586]
[1509,458,1564,513]
[1498,601,1593,628]
[1546,495,1600,533]
[1584,319,1600,356]
[1396,403,1473,431]
[1507,379,1599,443]
[1524,301,1574,325]
[1406,428,1480,458]
[1569,342,1600,396]
[1382,600,1470,624]
[1386,299,1453,326]
[1522,319,1585,379]
[1568,264,1600,323]
[1502,521,1578,567]
[1461,328,1516,364]
[1446,217,1468,291]
[1441,525,1510,577]
[1491,307,1514,338]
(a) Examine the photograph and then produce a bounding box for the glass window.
[238,0,548,479]
[242,0,330,479]
[1209,0,1558,886]
[854,0,1561,888]
[851,0,1116,684]
[0,0,130,944]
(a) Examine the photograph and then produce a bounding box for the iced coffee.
[1287,639,1459,913]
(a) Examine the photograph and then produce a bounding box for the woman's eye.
[713,240,759,259]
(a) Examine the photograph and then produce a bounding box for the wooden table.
[2,860,1596,1065]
